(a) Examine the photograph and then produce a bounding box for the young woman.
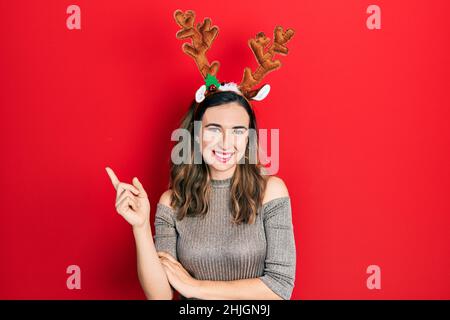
[105,90,296,300]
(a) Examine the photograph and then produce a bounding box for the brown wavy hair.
[169,90,267,224]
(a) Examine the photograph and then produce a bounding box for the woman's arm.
[159,252,282,300]
[105,167,173,300]
[133,222,173,300]
[135,190,178,300]
[192,278,283,300]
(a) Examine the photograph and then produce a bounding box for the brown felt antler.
[239,26,295,98]
[174,10,220,79]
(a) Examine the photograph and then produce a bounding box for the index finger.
[105,166,120,190]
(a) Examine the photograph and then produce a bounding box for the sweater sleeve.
[258,196,296,300]
[153,203,178,260]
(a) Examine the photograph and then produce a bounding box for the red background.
[1,0,449,299]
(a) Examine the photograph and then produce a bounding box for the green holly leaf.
[205,74,221,89]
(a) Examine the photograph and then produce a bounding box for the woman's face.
[199,102,250,175]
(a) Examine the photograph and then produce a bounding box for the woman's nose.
[219,129,235,150]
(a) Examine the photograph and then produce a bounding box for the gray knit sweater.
[153,177,296,300]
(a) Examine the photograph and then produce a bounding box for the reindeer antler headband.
[173,9,295,103]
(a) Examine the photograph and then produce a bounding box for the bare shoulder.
[262,176,289,205]
[158,189,174,208]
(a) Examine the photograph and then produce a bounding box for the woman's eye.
[233,129,246,135]
[207,127,221,133]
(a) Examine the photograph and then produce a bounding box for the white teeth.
[214,151,233,159]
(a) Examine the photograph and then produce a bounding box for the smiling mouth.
[213,150,235,163]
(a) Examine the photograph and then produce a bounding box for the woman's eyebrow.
[204,123,248,129]
[204,123,222,128]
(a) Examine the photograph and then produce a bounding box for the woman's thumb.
[133,177,147,196]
